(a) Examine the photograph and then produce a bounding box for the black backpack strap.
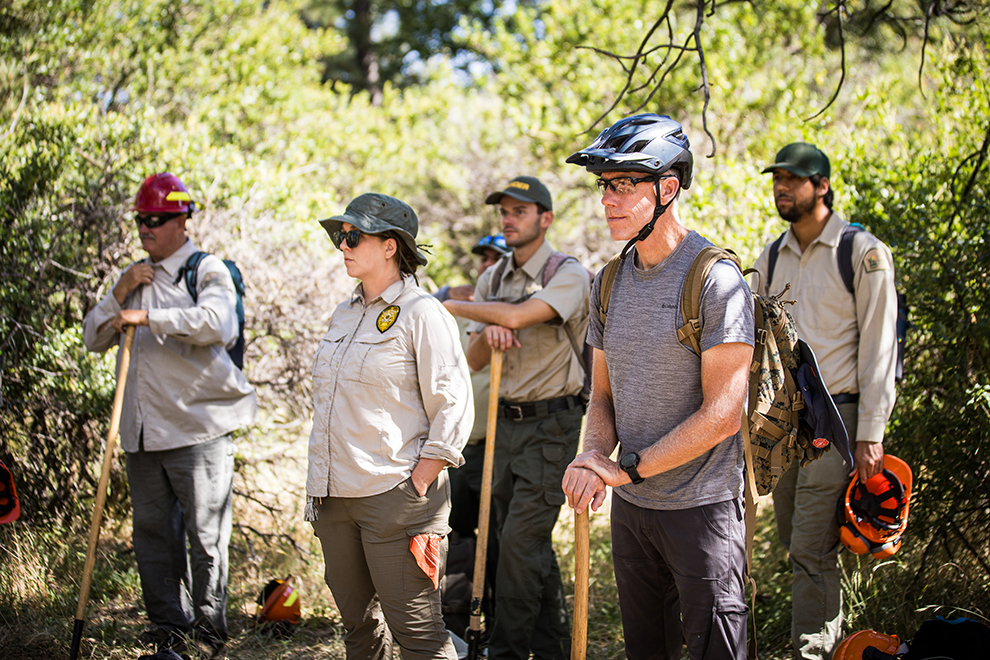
[838,223,865,295]
[766,231,787,293]
[174,251,208,303]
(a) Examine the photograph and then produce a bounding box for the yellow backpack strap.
[598,252,624,327]
[677,247,742,355]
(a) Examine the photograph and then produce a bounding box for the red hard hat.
[134,173,196,214]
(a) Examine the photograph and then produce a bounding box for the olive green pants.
[312,475,457,660]
[488,404,582,660]
[773,402,858,660]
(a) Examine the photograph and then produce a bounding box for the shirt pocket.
[348,333,415,387]
[313,330,348,383]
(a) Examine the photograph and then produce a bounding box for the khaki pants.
[312,475,457,660]
[773,402,858,660]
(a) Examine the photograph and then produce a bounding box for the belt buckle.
[504,404,525,421]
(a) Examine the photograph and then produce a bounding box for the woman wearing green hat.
[305,193,474,659]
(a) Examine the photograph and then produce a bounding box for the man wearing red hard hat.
[83,173,257,658]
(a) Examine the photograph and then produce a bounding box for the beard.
[776,194,817,223]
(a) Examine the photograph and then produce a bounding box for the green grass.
[2,470,988,659]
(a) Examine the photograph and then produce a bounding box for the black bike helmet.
[566,114,693,188]
[566,114,693,255]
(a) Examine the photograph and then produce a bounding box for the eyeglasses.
[595,175,663,195]
[135,213,182,228]
[331,229,365,250]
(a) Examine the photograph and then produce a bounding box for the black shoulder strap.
[174,251,209,303]
[766,231,787,293]
[838,223,864,295]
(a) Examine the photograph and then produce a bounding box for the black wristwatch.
[619,451,645,485]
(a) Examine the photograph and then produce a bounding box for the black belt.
[831,393,860,406]
[498,395,583,421]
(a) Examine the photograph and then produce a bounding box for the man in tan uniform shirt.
[443,176,589,660]
[752,143,898,660]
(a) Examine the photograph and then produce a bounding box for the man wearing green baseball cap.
[753,144,898,660]
[443,175,590,660]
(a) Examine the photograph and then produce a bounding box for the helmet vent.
[627,139,651,154]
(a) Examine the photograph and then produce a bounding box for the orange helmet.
[134,173,196,215]
[839,454,912,559]
[833,629,902,660]
[255,575,300,635]
[0,460,21,524]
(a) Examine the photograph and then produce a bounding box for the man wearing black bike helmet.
[562,114,754,660]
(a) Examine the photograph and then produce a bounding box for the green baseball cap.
[484,175,553,211]
[319,192,428,266]
[762,142,831,179]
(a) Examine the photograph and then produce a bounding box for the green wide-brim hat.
[319,192,428,266]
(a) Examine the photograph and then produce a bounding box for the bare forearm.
[583,391,619,458]
[444,299,555,330]
[637,396,742,479]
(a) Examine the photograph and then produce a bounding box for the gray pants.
[311,475,457,660]
[610,495,748,660]
[125,434,234,642]
[773,402,858,660]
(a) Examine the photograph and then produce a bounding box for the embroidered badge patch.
[863,247,888,273]
[813,438,830,449]
[377,305,400,333]
[200,272,227,290]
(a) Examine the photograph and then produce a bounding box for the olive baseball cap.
[319,192,428,266]
[762,142,831,179]
[484,176,553,211]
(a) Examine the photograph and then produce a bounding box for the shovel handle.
[71,325,135,660]
[466,348,503,660]
[571,508,590,660]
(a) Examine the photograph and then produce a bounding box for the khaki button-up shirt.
[306,276,473,499]
[82,239,258,452]
[752,214,897,444]
[469,240,590,403]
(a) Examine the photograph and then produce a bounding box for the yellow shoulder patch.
[863,247,888,273]
[377,305,401,333]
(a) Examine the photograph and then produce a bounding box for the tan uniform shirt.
[82,239,258,452]
[307,276,473,498]
[753,213,897,444]
[469,240,590,403]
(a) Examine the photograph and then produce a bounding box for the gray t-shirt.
[588,231,754,510]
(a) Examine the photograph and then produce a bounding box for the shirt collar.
[517,239,553,281]
[349,275,410,306]
[782,211,845,254]
[151,239,197,279]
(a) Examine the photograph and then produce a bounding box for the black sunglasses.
[135,213,182,229]
[331,229,365,250]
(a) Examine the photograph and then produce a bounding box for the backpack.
[175,251,246,370]
[767,223,909,380]
[489,250,594,401]
[899,617,990,660]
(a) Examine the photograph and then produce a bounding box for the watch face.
[620,452,639,469]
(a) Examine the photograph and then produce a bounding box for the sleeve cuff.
[856,418,887,444]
